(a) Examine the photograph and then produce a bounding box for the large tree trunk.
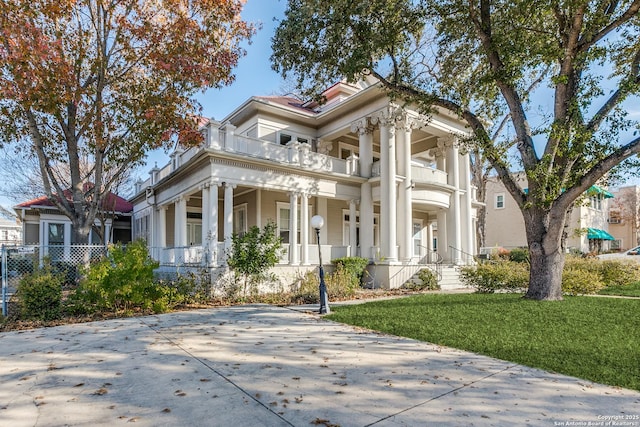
[524,207,567,301]
[476,204,486,250]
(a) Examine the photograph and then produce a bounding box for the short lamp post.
[310,215,330,314]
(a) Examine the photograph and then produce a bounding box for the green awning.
[587,185,614,199]
[587,228,615,240]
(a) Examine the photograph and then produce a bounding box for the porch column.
[174,196,188,248]
[463,151,474,262]
[63,223,71,260]
[317,197,328,245]
[349,199,358,256]
[289,192,299,265]
[352,118,374,260]
[437,210,448,262]
[223,182,235,254]
[374,109,398,262]
[208,183,220,265]
[397,118,414,262]
[301,193,310,265]
[201,184,210,248]
[158,206,167,248]
[427,220,434,253]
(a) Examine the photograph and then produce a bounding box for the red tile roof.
[16,189,133,214]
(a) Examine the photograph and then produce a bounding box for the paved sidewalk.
[1,305,638,426]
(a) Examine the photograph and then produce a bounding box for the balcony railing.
[371,162,448,187]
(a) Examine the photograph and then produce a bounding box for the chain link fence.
[1,244,108,316]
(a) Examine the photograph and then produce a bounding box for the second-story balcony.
[371,161,449,186]
[217,133,355,175]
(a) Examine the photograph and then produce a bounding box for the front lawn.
[598,282,640,297]
[327,293,640,391]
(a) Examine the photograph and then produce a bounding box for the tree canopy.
[271,0,640,300]
[0,0,254,242]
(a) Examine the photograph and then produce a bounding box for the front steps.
[404,265,470,291]
[439,266,468,290]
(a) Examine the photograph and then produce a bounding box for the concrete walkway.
[0,304,638,426]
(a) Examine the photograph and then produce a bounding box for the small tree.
[226,221,284,295]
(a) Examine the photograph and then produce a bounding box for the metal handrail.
[418,244,442,281]
[448,245,476,264]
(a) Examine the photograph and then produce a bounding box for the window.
[608,211,622,224]
[413,221,423,257]
[590,194,603,211]
[278,205,291,243]
[134,215,149,242]
[342,212,360,246]
[495,193,505,209]
[187,222,202,245]
[338,142,358,160]
[234,204,247,236]
[278,132,310,146]
[48,223,65,260]
[279,133,292,145]
[277,202,311,243]
[48,223,65,245]
[1,230,7,240]
[611,239,622,250]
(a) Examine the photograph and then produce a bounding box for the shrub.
[562,267,605,295]
[331,256,369,288]
[15,263,63,321]
[69,241,160,313]
[461,260,529,293]
[599,260,640,287]
[227,221,284,295]
[292,267,359,304]
[403,268,440,291]
[509,247,529,263]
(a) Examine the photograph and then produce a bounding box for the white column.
[427,221,434,253]
[289,192,299,265]
[349,199,358,256]
[301,193,309,265]
[201,185,210,248]
[397,121,413,262]
[158,206,167,248]
[463,152,474,262]
[209,183,220,265]
[317,197,328,244]
[63,223,71,260]
[377,113,397,262]
[256,189,262,229]
[174,197,187,247]
[352,119,374,261]
[437,210,448,262]
[450,142,462,264]
[224,183,235,253]
[104,223,112,244]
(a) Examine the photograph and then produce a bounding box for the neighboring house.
[14,191,133,261]
[130,78,481,289]
[485,175,614,254]
[607,185,640,251]
[0,218,22,245]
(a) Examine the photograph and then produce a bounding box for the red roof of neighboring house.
[16,190,133,214]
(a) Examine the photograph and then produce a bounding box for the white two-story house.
[131,78,480,289]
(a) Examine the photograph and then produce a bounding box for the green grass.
[598,282,640,297]
[327,293,640,391]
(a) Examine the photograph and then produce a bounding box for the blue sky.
[144,1,288,170]
[2,1,638,208]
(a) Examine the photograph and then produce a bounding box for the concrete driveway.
[1,304,638,426]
